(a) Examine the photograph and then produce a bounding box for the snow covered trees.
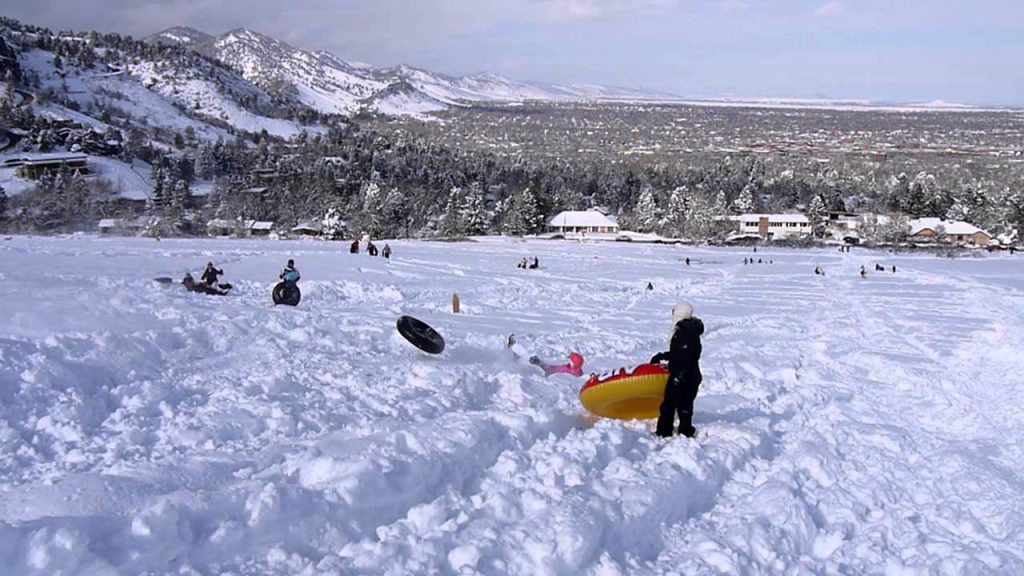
[498,187,542,236]
[731,185,755,214]
[806,195,827,238]
[438,184,491,237]
[321,206,347,240]
[633,187,661,233]
[459,184,487,236]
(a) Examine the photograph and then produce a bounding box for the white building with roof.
[730,213,811,239]
[247,221,275,236]
[907,218,991,246]
[546,210,620,235]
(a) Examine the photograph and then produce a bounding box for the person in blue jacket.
[280,259,300,283]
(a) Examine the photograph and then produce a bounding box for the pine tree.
[459,183,487,236]
[195,145,216,180]
[663,186,690,236]
[147,166,170,217]
[731,184,755,214]
[0,185,7,229]
[945,197,969,222]
[499,187,540,236]
[359,180,383,236]
[322,206,346,239]
[634,187,660,233]
[806,195,827,238]
[519,186,543,234]
[379,187,408,237]
[439,186,464,237]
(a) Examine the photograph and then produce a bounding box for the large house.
[730,213,811,239]
[547,210,620,235]
[3,152,89,179]
[908,218,991,246]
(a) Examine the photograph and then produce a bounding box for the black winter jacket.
[651,317,704,385]
[201,266,223,285]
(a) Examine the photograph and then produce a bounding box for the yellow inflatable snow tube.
[579,364,669,420]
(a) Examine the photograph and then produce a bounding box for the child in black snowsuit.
[650,302,704,438]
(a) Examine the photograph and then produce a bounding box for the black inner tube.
[273,282,301,306]
[396,315,445,354]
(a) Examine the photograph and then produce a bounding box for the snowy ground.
[1,236,1022,575]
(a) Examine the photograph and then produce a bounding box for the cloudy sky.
[3,0,1021,105]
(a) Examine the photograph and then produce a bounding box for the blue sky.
[4,0,1022,105]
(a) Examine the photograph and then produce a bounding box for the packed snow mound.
[1,236,1023,575]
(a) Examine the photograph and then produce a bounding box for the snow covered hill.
[147,26,685,117]
[2,19,316,141]
[2,236,1023,574]
[148,26,214,47]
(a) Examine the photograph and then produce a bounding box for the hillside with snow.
[148,26,687,117]
[1,236,1022,574]
[2,18,319,141]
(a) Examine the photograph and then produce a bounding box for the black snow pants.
[656,371,700,438]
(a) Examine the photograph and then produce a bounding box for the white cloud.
[719,0,751,13]
[814,0,845,18]
[527,0,677,22]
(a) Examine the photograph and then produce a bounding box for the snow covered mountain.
[148,26,214,47]
[147,26,682,117]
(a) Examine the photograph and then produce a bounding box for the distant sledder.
[273,259,301,306]
[508,334,584,377]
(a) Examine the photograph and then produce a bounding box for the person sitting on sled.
[649,301,704,438]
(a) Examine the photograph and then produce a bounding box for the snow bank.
[1,236,1022,574]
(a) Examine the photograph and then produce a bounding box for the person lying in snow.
[182,273,229,296]
[649,301,704,438]
[507,334,584,377]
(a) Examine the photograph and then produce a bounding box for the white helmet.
[673,302,694,324]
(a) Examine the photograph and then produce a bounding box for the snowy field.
[1,235,1023,575]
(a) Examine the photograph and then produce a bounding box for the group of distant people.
[861,264,896,277]
[350,239,392,259]
[517,257,540,269]
[812,263,896,277]
[744,257,772,265]
[181,237,399,298]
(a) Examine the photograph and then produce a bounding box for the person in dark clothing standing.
[650,302,704,438]
[382,244,392,259]
[201,261,223,287]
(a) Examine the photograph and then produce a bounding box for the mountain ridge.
[146,26,681,117]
